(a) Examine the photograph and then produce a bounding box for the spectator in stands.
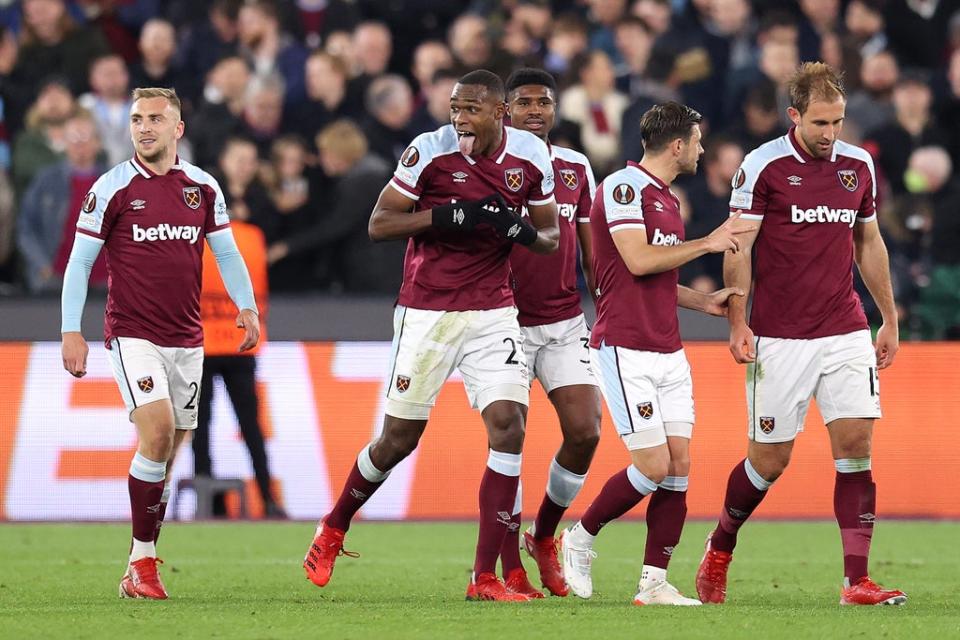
[197,199,286,520]
[613,15,656,99]
[866,69,947,195]
[239,72,286,158]
[188,55,250,171]
[844,0,888,61]
[447,13,512,79]
[176,0,241,102]
[237,0,308,107]
[78,53,133,166]
[411,40,453,104]
[10,76,75,198]
[796,0,842,63]
[847,50,899,135]
[409,67,458,136]
[0,25,18,150]
[725,35,798,127]
[362,73,414,165]
[884,0,957,69]
[935,48,960,169]
[631,0,671,37]
[217,136,277,242]
[543,12,588,76]
[722,78,784,153]
[0,169,14,289]
[285,51,354,145]
[129,19,184,109]
[17,110,107,293]
[560,50,628,176]
[585,0,627,65]
[294,0,359,50]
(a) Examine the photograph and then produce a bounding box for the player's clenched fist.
[431,196,492,232]
[61,331,89,378]
[475,193,538,245]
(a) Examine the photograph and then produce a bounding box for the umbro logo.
[788,175,802,186]
[654,201,664,211]
[130,199,146,210]
[350,488,367,500]
[147,503,161,514]
[663,546,675,557]
[453,208,465,226]
[859,512,877,524]
[497,511,512,526]
[507,223,521,238]
[452,171,468,183]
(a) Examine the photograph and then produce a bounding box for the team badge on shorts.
[759,416,775,434]
[837,170,858,192]
[560,169,579,190]
[137,376,154,393]
[395,375,411,393]
[505,167,524,192]
[182,186,202,209]
[637,402,654,420]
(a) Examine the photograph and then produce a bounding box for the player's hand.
[703,211,757,254]
[236,308,260,352]
[62,332,89,378]
[874,322,899,369]
[475,193,538,245]
[703,287,745,317]
[729,322,756,364]
[431,198,485,231]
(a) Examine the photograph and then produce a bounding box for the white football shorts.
[591,342,694,450]
[385,305,530,420]
[522,314,598,393]
[107,336,204,430]
[747,329,882,443]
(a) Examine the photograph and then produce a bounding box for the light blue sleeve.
[61,234,104,333]
[207,229,257,313]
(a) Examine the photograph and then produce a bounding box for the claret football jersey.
[729,128,875,339]
[76,155,231,348]
[389,124,555,311]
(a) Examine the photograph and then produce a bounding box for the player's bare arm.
[577,221,597,298]
[677,285,745,317]
[723,219,760,363]
[524,200,560,254]
[612,211,754,277]
[854,219,899,369]
[368,184,434,241]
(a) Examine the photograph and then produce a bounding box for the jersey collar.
[627,160,667,190]
[786,126,838,164]
[130,154,183,178]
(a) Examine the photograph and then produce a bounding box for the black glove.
[475,193,538,246]
[431,199,483,232]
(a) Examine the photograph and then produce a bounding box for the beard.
[137,143,168,163]
[800,130,833,159]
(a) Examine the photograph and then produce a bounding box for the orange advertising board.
[1,342,957,521]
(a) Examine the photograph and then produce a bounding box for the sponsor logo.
[507,223,521,238]
[401,146,419,167]
[82,192,97,213]
[730,191,751,208]
[182,186,202,210]
[651,228,682,246]
[453,208,465,226]
[137,376,154,393]
[637,401,654,419]
[147,502,161,514]
[612,183,636,204]
[663,546,675,557]
[130,199,146,211]
[557,203,577,222]
[790,204,858,227]
[654,200,664,211]
[508,521,520,532]
[497,511,513,527]
[505,167,524,192]
[759,416,775,434]
[395,168,417,186]
[452,171,468,183]
[350,488,367,500]
[788,175,803,186]
[838,169,859,192]
[859,512,876,524]
[727,507,748,519]
[560,169,579,190]
[132,223,202,244]
[733,168,746,189]
[395,375,411,393]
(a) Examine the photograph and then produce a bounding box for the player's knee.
[669,454,691,478]
[140,431,174,462]
[564,420,600,454]
[378,429,421,462]
[631,457,669,485]
[484,403,526,452]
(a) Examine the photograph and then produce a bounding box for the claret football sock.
[643,476,689,570]
[475,450,521,577]
[712,459,772,553]
[154,482,170,544]
[128,452,166,562]
[326,444,389,531]
[580,466,657,536]
[499,482,524,575]
[534,459,586,539]
[833,458,875,584]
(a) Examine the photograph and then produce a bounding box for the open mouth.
[457,130,476,156]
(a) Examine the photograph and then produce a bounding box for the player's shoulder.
[833,140,875,169]
[740,134,796,178]
[504,126,550,163]
[551,144,591,171]
[178,159,221,188]
[602,164,654,192]
[92,159,139,198]
[405,124,460,161]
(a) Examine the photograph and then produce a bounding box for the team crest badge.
[837,170,858,192]
[504,167,524,192]
[560,169,579,190]
[759,416,775,434]
[137,376,154,393]
[612,183,636,204]
[637,402,654,420]
[82,191,96,213]
[395,375,411,393]
[182,186,202,210]
[401,146,419,167]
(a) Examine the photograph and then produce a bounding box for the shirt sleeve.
[577,161,596,224]
[857,157,878,223]
[390,133,434,201]
[525,138,555,206]
[76,176,120,240]
[603,178,645,233]
[728,154,769,221]
[205,175,231,233]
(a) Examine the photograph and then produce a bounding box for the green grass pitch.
[1,521,957,639]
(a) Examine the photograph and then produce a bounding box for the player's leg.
[817,331,904,605]
[154,429,187,544]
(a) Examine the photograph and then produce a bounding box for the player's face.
[789,97,845,159]
[450,83,506,156]
[507,84,556,141]
[130,97,184,164]
[677,124,704,175]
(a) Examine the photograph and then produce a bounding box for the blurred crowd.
[1,0,959,337]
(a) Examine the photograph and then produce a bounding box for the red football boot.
[504,568,545,599]
[119,557,168,600]
[840,577,907,606]
[695,532,732,604]
[303,520,358,588]
[523,528,569,597]
[465,572,532,602]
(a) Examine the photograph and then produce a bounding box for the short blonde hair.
[789,62,845,115]
[130,87,182,115]
[316,120,368,165]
